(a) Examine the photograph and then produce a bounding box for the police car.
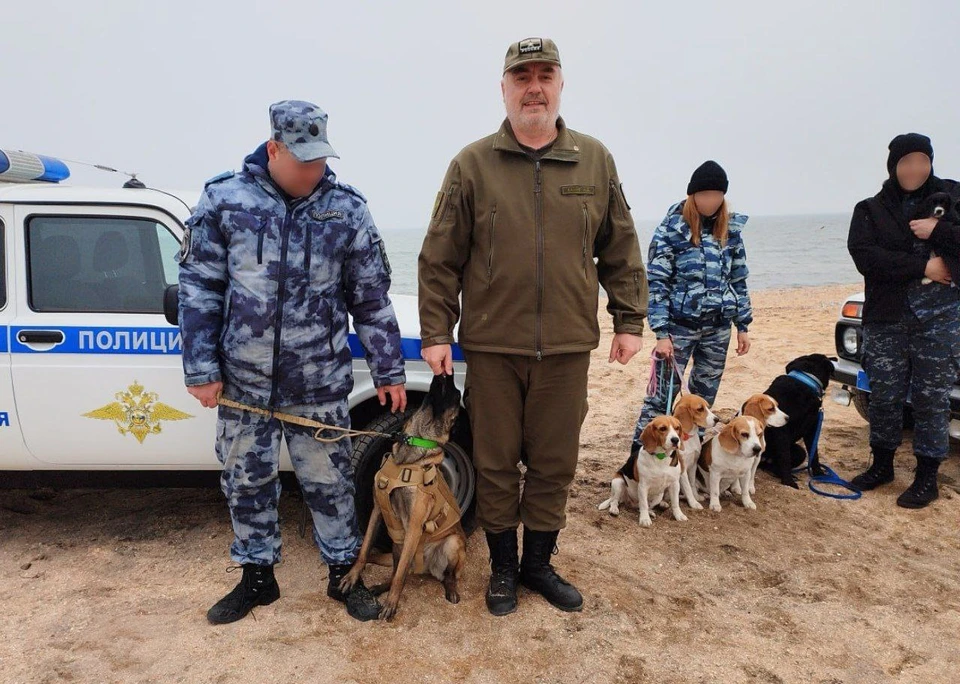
[0,150,476,533]
[830,290,960,439]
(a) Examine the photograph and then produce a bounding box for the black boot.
[896,457,941,509]
[207,563,280,625]
[851,447,895,491]
[519,528,583,613]
[485,529,519,617]
[327,564,381,622]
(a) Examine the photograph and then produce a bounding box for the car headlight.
[842,327,859,354]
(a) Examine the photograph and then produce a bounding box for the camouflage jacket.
[178,143,405,407]
[647,200,752,337]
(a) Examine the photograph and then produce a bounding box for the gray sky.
[2,0,957,226]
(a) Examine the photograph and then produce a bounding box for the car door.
[8,203,219,467]
[0,207,32,467]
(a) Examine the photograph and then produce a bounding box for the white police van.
[0,150,475,532]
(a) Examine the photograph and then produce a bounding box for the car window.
[27,215,175,313]
[156,223,180,285]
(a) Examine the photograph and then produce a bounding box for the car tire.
[350,408,477,552]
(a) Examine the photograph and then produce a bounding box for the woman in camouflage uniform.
[634,161,753,439]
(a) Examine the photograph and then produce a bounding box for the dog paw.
[609,507,620,517]
[709,502,722,513]
[338,570,360,592]
[379,598,399,620]
[689,500,704,511]
[445,590,460,604]
[749,485,756,495]
[743,500,757,510]
[674,510,688,522]
[639,517,653,528]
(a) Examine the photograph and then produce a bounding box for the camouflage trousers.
[862,312,960,461]
[215,394,361,566]
[635,320,732,441]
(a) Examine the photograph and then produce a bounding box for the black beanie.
[887,133,933,176]
[687,160,729,195]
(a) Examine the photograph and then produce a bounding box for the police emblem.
[83,380,193,444]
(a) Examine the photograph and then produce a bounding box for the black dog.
[757,353,834,488]
[915,191,960,284]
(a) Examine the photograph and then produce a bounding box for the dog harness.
[374,453,462,551]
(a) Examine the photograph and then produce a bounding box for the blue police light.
[0,149,71,183]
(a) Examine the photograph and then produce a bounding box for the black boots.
[852,447,941,509]
[851,447,895,491]
[485,530,519,616]
[327,564,381,622]
[897,457,941,509]
[207,563,280,624]
[519,528,583,613]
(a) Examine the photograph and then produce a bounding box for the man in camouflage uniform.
[178,100,407,623]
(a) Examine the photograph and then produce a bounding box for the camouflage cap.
[503,37,561,74]
[268,100,339,162]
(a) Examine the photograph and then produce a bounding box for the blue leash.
[792,409,861,500]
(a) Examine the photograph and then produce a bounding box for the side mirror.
[163,284,179,327]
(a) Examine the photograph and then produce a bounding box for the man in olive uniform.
[418,38,648,616]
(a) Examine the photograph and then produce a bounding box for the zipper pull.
[536,351,542,361]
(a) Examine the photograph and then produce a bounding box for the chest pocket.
[304,220,345,286]
[222,210,275,270]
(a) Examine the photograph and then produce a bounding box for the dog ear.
[718,422,739,453]
[741,396,761,422]
[640,422,660,454]
[674,403,695,434]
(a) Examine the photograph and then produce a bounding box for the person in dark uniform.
[847,133,960,508]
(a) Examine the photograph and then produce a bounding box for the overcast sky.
[2,0,957,226]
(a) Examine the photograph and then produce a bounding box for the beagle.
[700,416,765,513]
[667,394,719,509]
[736,394,788,496]
[598,416,687,527]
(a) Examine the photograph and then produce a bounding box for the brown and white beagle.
[669,394,719,509]
[598,416,688,527]
[737,394,788,496]
[699,415,765,513]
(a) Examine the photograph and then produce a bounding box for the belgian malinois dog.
[340,374,467,620]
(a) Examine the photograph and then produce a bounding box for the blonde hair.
[682,196,730,247]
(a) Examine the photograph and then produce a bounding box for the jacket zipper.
[304,224,312,272]
[486,205,497,288]
[257,224,266,265]
[581,202,589,280]
[328,305,335,356]
[268,209,294,408]
[535,161,544,360]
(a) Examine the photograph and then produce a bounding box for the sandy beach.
[2,283,959,684]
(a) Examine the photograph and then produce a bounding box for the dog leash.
[792,409,861,500]
[216,394,440,449]
[646,344,689,412]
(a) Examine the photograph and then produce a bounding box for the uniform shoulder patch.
[204,170,235,187]
[336,181,368,203]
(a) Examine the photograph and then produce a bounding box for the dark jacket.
[847,176,960,324]
[419,118,647,357]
